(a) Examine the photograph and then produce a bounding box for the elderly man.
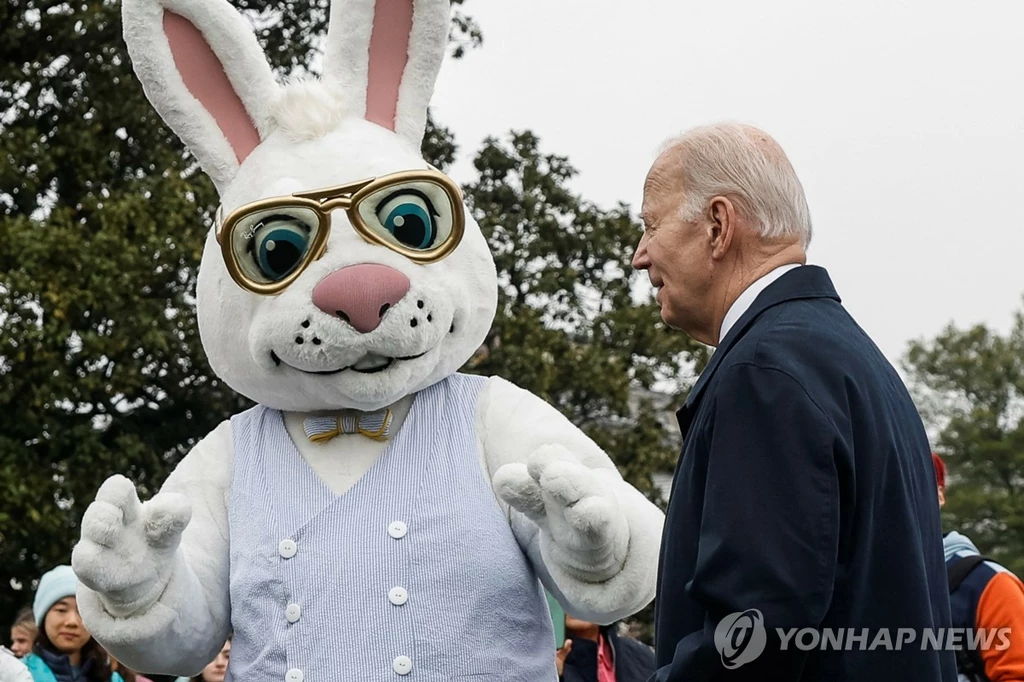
[632,123,955,681]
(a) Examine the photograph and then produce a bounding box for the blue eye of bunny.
[376,191,438,250]
[250,217,312,280]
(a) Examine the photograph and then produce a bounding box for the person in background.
[935,452,1024,681]
[556,616,655,682]
[9,609,36,658]
[20,565,123,682]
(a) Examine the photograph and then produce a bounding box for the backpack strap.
[947,554,994,682]
[948,554,988,592]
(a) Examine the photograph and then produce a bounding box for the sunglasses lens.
[229,206,321,284]
[356,180,459,255]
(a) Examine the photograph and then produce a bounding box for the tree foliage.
[0,0,700,640]
[904,304,1024,576]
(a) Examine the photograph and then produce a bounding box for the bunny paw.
[72,475,191,615]
[494,445,629,577]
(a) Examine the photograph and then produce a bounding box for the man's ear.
[708,196,735,259]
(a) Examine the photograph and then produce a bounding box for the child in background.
[9,609,36,658]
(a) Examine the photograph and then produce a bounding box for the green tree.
[903,303,1024,576]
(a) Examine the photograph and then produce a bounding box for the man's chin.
[659,305,711,344]
[659,304,682,330]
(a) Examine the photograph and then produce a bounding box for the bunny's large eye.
[376,191,438,250]
[252,218,311,280]
[229,206,322,285]
[356,179,458,259]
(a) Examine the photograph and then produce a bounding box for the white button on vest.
[285,668,303,682]
[393,656,412,675]
[286,603,301,623]
[278,539,297,559]
[388,586,408,606]
[388,521,407,539]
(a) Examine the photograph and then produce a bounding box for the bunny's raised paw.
[72,475,191,617]
[493,445,630,581]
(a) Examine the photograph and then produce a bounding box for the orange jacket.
[975,570,1024,681]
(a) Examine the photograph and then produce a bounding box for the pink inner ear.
[365,0,414,132]
[164,11,260,164]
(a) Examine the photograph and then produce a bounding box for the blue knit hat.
[33,565,79,626]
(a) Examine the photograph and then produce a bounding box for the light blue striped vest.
[227,373,557,681]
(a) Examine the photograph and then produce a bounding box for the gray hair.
[659,123,812,248]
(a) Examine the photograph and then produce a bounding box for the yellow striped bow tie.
[303,410,393,443]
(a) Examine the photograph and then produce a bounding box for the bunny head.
[122,0,498,412]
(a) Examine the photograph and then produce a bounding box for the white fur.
[321,0,449,149]
[269,79,353,143]
[493,450,631,580]
[121,0,279,191]
[392,0,451,148]
[321,0,373,120]
[0,647,32,682]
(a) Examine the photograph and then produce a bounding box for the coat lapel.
[675,265,841,439]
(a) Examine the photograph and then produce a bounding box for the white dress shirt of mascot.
[70,0,664,677]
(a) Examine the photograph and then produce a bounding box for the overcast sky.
[429,0,1024,367]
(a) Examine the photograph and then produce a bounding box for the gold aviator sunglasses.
[215,169,466,295]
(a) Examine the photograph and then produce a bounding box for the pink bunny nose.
[312,264,411,333]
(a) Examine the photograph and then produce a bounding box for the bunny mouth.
[270,350,428,375]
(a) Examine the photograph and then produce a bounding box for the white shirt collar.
[717,263,802,344]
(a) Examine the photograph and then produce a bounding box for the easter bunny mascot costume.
[71,0,664,678]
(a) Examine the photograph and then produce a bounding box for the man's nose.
[631,237,650,270]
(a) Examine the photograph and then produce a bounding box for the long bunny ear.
[321,0,451,151]
[122,0,280,191]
